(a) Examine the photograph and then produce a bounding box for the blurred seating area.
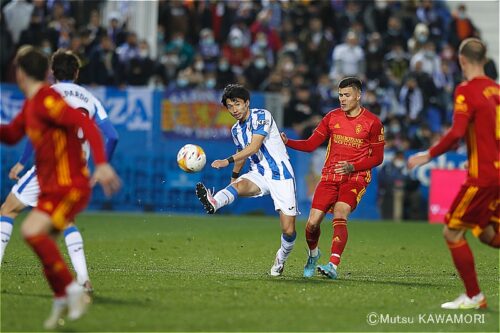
[2,0,496,153]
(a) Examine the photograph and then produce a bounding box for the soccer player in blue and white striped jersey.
[196,84,299,276]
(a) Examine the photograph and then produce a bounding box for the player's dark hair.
[51,49,81,81]
[459,38,487,64]
[338,77,362,91]
[221,84,250,107]
[14,45,49,81]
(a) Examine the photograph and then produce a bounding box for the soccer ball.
[177,144,206,173]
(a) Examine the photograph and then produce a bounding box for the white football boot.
[441,293,487,309]
[270,250,285,276]
[44,297,68,330]
[66,281,91,320]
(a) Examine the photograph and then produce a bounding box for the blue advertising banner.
[0,84,467,220]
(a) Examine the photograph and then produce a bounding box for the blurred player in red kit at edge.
[409,38,499,309]
[281,77,384,279]
[0,46,121,328]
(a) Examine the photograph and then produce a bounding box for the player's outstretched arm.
[407,151,431,170]
[408,113,469,170]
[283,130,326,153]
[212,134,265,169]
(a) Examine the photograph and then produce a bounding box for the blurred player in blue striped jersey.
[0,50,119,295]
[196,84,299,276]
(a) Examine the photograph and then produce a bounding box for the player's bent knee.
[232,179,260,196]
[443,225,464,243]
[20,211,53,238]
[0,194,23,218]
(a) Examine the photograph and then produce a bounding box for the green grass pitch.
[1,213,498,332]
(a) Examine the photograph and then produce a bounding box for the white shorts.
[237,170,300,216]
[11,166,39,207]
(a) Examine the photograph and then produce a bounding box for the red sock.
[305,224,320,250]
[447,239,481,298]
[488,233,500,248]
[25,234,73,297]
[330,218,348,266]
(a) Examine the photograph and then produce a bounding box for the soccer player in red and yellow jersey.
[0,46,121,328]
[409,38,499,310]
[281,77,384,279]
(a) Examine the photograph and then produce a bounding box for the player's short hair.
[221,84,250,107]
[459,38,487,64]
[51,49,81,81]
[14,45,49,81]
[338,77,362,91]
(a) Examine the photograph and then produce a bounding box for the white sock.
[277,232,296,262]
[309,247,319,257]
[213,185,238,210]
[64,226,89,285]
[0,216,14,265]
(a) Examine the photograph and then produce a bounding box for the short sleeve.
[314,112,332,138]
[252,110,271,136]
[453,85,473,120]
[231,127,243,150]
[369,119,385,146]
[39,89,69,122]
[93,97,109,122]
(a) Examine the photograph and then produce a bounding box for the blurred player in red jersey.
[0,46,121,328]
[408,38,499,310]
[281,77,384,279]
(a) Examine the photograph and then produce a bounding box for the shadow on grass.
[256,275,446,288]
[92,294,150,306]
[0,290,52,299]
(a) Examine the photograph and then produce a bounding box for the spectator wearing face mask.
[408,23,429,54]
[329,31,366,84]
[243,54,270,90]
[398,75,424,124]
[88,34,121,86]
[201,71,217,90]
[250,32,275,66]
[279,36,303,64]
[378,150,407,220]
[106,12,126,47]
[197,29,220,72]
[222,29,251,74]
[158,49,181,86]
[249,9,282,53]
[116,32,140,66]
[383,16,407,53]
[169,67,196,90]
[299,17,334,82]
[415,0,445,45]
[384,43,410,89]
[124,40,156,86]
[448,4,479,48]
[164,32,194,70]
[365,32,386,84]
[216,56,236,89]
[410,41,441,76]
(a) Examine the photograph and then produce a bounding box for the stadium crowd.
[0,0,497,220]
